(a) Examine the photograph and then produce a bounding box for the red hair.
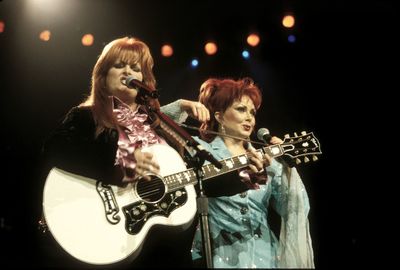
[199,77,262,142]
[80,37,156,136]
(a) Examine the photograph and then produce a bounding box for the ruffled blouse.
[111,97,166,182]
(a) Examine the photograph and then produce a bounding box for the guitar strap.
[124,79,199,163]
[152,110,197,161]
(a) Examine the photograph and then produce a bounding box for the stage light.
[242,50,250,59]
[82,34,94,46]
[282,15,295,28]
[0,20,5,33]
[288,34,296,43]
[39,30,51,41]
[161,44,173,57]
[191,58,199,68]
[204,42,218,55]
[247,34,260,47]
[24,0,77,25]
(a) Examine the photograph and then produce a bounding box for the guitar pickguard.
[122,187,188,235]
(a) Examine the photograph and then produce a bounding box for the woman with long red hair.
[40,36,209,268]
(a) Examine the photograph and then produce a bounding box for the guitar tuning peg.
[284,134,290,138]
[295,158,301,164]
[312,155,318,161]
[301,131,307,135]
[294,132,298,137]
[304,156,310,163]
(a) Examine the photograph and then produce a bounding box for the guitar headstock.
[281,131,322,165]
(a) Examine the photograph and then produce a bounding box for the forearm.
[160,99,189,124]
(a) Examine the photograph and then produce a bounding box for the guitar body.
[42,144,197,265]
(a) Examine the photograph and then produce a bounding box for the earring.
[220,125,226,134]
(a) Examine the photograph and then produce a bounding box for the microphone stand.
[127,79,217,268]
[158,121,218,269]
[187,152,214,269]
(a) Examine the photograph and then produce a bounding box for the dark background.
[0,0,396,268]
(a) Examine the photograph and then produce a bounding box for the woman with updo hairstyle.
[191,77,314,268]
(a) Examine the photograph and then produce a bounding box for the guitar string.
[137,158,242,195]
[137,145,317,197]
[137,146,314,192]
[138,155,268,198]
[136,126,317,196]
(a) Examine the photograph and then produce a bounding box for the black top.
[42,106,124,186]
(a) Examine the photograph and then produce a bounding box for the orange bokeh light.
[0,20,5,33]
[204,42,217,55]
[247,34,260,47]
[82,34,94,46]
[39,30,51,41]
[161,44,173,57]
[282,15,295,28]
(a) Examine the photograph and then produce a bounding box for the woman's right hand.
[179,99,210,123]
[133,148,160,181]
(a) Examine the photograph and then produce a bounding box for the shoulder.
[193,136,211,147]
[63,106,93,123]
[193,136,229,156]
[66,106,92,117]
[59,106,97,133]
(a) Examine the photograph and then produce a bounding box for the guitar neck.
[164,144,283,191]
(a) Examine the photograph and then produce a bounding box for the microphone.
[257,128,272,144]
[257,127,294,167]
[125,76,160,99]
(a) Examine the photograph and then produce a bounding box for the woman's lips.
[243,125,251,131]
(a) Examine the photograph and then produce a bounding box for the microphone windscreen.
[125,75,136,88]
[257,128,270,141]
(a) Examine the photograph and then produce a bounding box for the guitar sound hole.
[136,175,166,203]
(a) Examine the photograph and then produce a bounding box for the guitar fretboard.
[164,144,283,191]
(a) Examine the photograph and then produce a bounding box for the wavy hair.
[199,77,262,142]
[80,37,156,136]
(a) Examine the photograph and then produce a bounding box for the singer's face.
[105,60,143,106]
[219,95,256,139]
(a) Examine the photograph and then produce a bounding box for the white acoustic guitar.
[42,131,321,266]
